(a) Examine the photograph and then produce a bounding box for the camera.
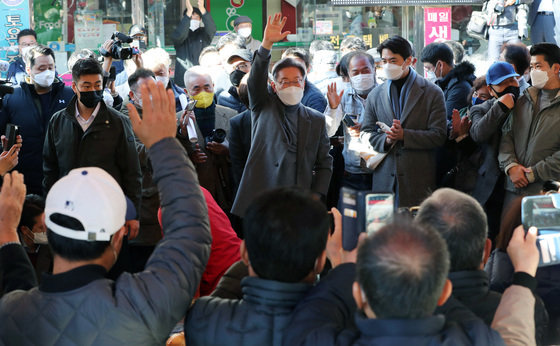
[205,129,227,146]
[101,32,139,60]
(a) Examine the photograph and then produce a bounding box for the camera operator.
[0,45,74,195]
[486,0,532,61]
[100,34,143,101]
[177,66,236,215]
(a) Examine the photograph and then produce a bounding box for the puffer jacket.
[436,61,475,120]
[185,276,312,346]
[0,138,212,345]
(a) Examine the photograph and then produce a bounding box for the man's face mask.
[193,91,214,108]
[190,19,201,31]
[79,89,104,108]
[276,86,304,106]
[32,69,55,88]
[229,69,246,87]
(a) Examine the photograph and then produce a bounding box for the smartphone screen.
[522,195,560,266]
[365,193,394,234]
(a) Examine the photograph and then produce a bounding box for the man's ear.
[71,81,78,95]
[240,240,249,265]
[481,238,492,268]
[352,281,367,310]
[437,279,453,306]
[110,226,127,255]
[128,91,135,101]
[270,80,277,93]
[314,249,327,275]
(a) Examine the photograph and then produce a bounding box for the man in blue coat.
[0,45,74,195]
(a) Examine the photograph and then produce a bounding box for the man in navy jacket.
[0,45,74,195]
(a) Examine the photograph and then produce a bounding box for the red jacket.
[158,186,241,296]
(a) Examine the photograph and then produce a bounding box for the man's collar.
[40,264,107,293]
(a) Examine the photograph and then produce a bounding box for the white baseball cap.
[45,167,127,241]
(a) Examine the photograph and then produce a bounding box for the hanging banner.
[424,8,452,46]
[34,0,63,43]
[0,0,31,64]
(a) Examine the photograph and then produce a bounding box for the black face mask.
[493,85,520,102]
[229,69,246,87]
[79,90,104,108]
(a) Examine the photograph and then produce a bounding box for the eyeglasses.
[276,78,304,88]
[234,62,249,71]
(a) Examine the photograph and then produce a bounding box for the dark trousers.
[531,13,556,44]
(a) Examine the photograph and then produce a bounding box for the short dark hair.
[72,57,103,83]
[420,43,454,66]
[271,57,307,81]
[336,52,352,78]
[243,187,329,282]
[26,45,55,69]
[346,51,375,71]
[128,68,155,92]
[502,44,530,75]
[282,48,311,69]
[377,35,412,60]
[47,213,110,261]
[19,194,45,230]
[17,28,36,43]
[216,33,246,51]
[357,222,450,319]
[416,188,487,272]
[341,36,367,51]
[530,43,560,67]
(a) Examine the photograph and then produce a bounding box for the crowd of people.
[0,3,558,344]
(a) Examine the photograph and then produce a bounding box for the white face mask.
[190,19,201,31]
[32,69,55,88]
[383,62,407,81]
[133,92,143,108]
[238,27,252,38]
[155,76,169,87]
[530,69,549,89]
[33,232,49,245]
[276,86,304,106]
[350,73,375,94]
[426,71,437,83]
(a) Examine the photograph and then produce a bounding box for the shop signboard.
[424,7,451,45]
[74,10,104,51]
[0,0,30,64]
[34,0,63,43]
[210,0,263,40]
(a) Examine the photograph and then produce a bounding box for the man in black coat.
[171,0,216,88]
[42,58,141,243]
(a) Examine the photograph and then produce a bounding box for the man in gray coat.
[360,35,447,208]
[231,13,332,217]
[0,79,212,345]
[499,43,560,204]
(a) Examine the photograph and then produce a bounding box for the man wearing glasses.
[218,49,252,113]
[231,13,332,218]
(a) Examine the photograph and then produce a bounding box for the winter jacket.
[218,86,247,114]
[302,79,328,113]
[0,243,37,296]
[499,86,560,196]
[469,98,510,205]
[172,12,217,87]
[0,79,74,195]
[185,276,312,346]
[6,57,26,86]
[436,61,476,120]
[42,96,142,215]
[0,138,212,345]
[228,109,251,193]
[283,263,505,346]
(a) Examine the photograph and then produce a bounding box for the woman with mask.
[171,0,216,88]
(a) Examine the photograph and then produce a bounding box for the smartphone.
[342,114,357,127]
[376,121,391,132]
[186,99,197,112]
[340,187,394,250]
[522,194,560,266]
[5,123,18,150]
